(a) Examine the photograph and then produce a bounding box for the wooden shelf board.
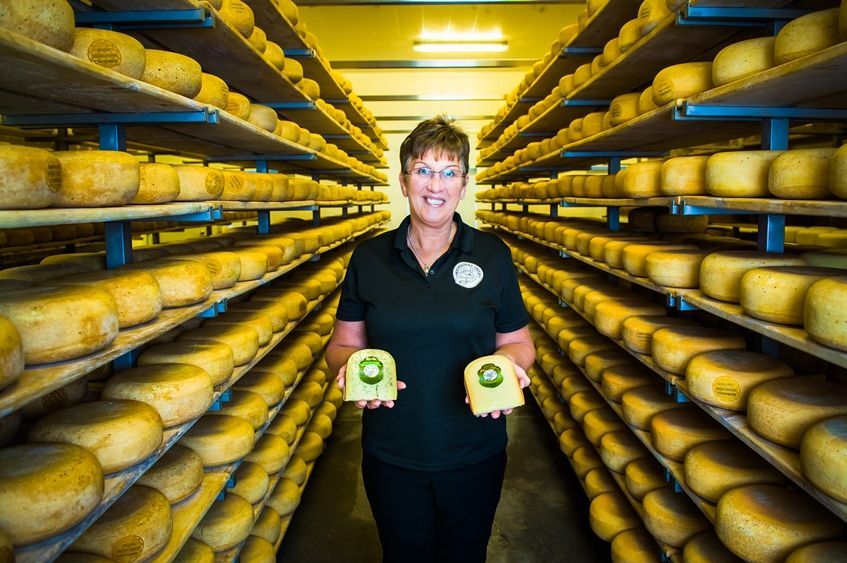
[679,196,847,217]
[523,52,594,102]
[568,0,644,49]
[0,202,215,230]
[215,200,315,211]
[479,100,535,145]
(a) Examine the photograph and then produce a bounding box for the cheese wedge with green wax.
[344,349,397,402]
[464,355,525,416]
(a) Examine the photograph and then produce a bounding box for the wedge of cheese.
[344,349,397,402]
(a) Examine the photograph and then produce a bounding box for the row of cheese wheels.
[513,240,847,521]
[1,0,386,158]
[523,283,847,562]
[0,212,386,391]
[477,146,847,202]
[0,145,387,210]
[477,4,847,175]
[480,210,847,350]
[0,264,342,554]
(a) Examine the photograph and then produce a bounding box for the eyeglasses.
[404,166,466,185]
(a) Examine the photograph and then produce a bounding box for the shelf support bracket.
[104,221,133,269]
[757,214,785,252]
[666,294,698,312]
[75,8,214,30]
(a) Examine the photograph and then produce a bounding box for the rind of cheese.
[247,25,267,53]
[602,38,621,66]
[245,433,291,473]
[621,386,687,430]
[712,37,775,86]
[102,364,214,427]
[638,87,658,114]
[178,324,259,366]
[204,313,273,347]
[646,249,709,288]
[298,77,321,100]
[599,429,647,472]
[241,536,275,562]
[699,250,807,303]
[682,531,743,563]
[624,457,666,500]
[0,443,103,545]
[583,349,631,382]
[295,431,324,462]
[618,19,642,53]
[208,389,268,430]
[740,266,840,325]
[0,144,60,209]
[248,104,278,132]
[191,493,253,550]
[594,300,667,340]
[219,0,255,37]
[801,415,847,502]
[29,399,163,473]
[786,541,847,562]
[267,478,302,516]
[611,528,661,563]
[180,414,254,466]
[588,492,640,541]
[72,485,172,561]
[600,364,658,402]
[162,251,241,291]
[774,8,840,65]
[233,370,286,406]
[193,73,229,109]
[132,162,180,204]
[0,315,24,391]
[345,348,398,402]
[638,0,671,35]
[53,269,163,328]
[127,259,213,308]
[643,487,711,547]
[225,91,251,120]
[584,468,617,500]
[172,166,224,201]
[684,440,787,503]
[686,350,794,410]
[252,507,281,544]
[137,342,234,387]
[0,286,119,364]
[53,150,139,207]
[715,485,845,561]
[583,408,625,446]
[621,161,663,198]
[141,49,202,98]
[230,461,269,504]
[69,28,145,79]
[831,144,847,199]
[0,0,75,51]
[748,377,847,447]
[805,275,847,350]
[706,150,783,197]
[649,408,731,461]
[571,445,603,478]
[282,57,304,83]
[652,63,713,106]
[651,325,746,375]
[136,445,204,504]
[623,242,697,277]
[660,156,709,196]
[262,41,285,70]
[282,456,307,485]
[769,148,837,200]
[558,428,590,456]
[173,538,214,563]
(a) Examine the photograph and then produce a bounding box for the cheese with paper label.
[464,355,524,415]
[70,28,145,79]
[344,349,397,402]
[686,350,794,410]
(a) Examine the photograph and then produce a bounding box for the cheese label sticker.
[112,535,144,562]
[88,39,122,68]
[453,262,483,288]
[712,376,741,402]
[478,364,503,388]
[206,171,224,195]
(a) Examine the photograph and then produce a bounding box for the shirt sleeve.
[336,247,366,322]
[494,242,529,333]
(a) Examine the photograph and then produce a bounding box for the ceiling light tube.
[413,40,508,53]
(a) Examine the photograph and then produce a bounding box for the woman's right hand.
[335,364,407,410]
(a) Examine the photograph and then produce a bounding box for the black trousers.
[361,450,507,563]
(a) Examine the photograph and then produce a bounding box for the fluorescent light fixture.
[413,41,508,53]
[419,30,504,42]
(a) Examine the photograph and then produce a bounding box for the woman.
[326,115,535,563]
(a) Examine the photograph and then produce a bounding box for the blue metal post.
[257,210,271,235]
[104,222,133,269]
[312,208,320,226]
[99,124,126,151]
[762,118,789,151]
[758,214,785,252]
[607,207,620,232]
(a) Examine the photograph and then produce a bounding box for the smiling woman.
[326,116,535,563]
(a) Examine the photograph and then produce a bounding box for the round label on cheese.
[89,39,122,67]
[205,172,223,195]
[112,535,144,562]
[712,377,741,402]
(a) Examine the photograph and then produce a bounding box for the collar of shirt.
[392,212,474,255]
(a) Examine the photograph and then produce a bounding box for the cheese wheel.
[138,342,234,387]
[655,214,708,234]
[595,301,667,339]
[801,248,847,269]
[192,493,253,551]
[219,0,255,37]
[638,87,658,114]
[831,144,847,199]
[29,399,163,473]
[660,156,708,196]
[740,266,840,325]
[0,315,23,390]
[748,378,847,447]
[684,440,786,503]
[247,25,266,53]
[0,286,119,364]
[255,357,300,388]
[624,457,666,500]
[686,350,794,410]
[569,390,606,422]
[173,538,214,563]
[787,541,847,562]
[72,486,172,561]
[646,249,709,288]
[128,260,213,308]
[0,443,103,545]
[232,249,268,281]
[296,431,324,462]
[599,429,647,472]
[293,380,325,408]
[233,371,286,407]
[263,40,285,70]
[0,145,60,209]
[701,251,808,303]
[162,251,241,291]
[173,166,224,201]
[643,487,711,547]
[584,467,617,499]
[179,324,259,366]
[220,171,255,201]
[583,408,626,446]
[53,150,139,207]
[248,104,278,133]
[204,314,273,347]
[584,349,632,382]
[252,507,281,544]
[229,301,289,333]
[652,63,713,105]
[241,536,275,562]
[309,413,333,440]
[210,389,268,430]
[618,19,642,52]
[136,444,204,504]
[70,28,145,79]
[245,433,290,473]
[268,478,302,517]
[0,0,75,51]
[54,269,162,329]
[231,462,269,504]
[683,531,742,563]
[181,414,254,466]
[712,37,775,86]
[224,91,251,121]
[621,386,686,430]
[561,374,594,400]
[572,445,604,478]
[299,77,321,100]
[715,485,845,561]
[558,428,590,456]
[638,0,671,34]
[805,276,847,350]
[569,336,617,366]
[769,148,837,200]
[801,415,847,502]
[282,57,304,84]
[705,151,783,197]
[621,161,663,198]
[582,112,606,138]
[600,364,658,402]
[650,408,731,460]
[131,162,180,204]
[19,377,86,417]
[589,492,640,541]
[193,73,229,110]
[102,364,213,427]
[611,528,661,563]
[141,49,202,98]
[282,456,307,485]
[607,93,641,127]
[652,326,746,375]
[774,8,840,65]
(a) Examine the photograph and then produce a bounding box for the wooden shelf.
[568,0,644,50]
[677,196,847,217]
[0,202,216,230]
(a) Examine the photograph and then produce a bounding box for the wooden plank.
[679,196,847,217]
[0,202,214,229]
[478,100,534,145]
[676,382,847,523]
[568,0,644,49]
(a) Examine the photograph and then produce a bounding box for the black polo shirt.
[336,213,529,471]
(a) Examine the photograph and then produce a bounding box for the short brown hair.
[399,115,470,174]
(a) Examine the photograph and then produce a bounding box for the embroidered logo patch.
[453,262,483,288]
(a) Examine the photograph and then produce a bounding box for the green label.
[478,363,503,388]
[359,356,384,384]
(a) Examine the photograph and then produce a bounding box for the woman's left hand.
[465,362,530,419]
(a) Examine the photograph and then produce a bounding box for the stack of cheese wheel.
[683,440,786,503]
[192,492,254,553]
[805,276,847,351]
[136,445,205,504]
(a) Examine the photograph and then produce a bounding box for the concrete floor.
[277,398,611,563]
